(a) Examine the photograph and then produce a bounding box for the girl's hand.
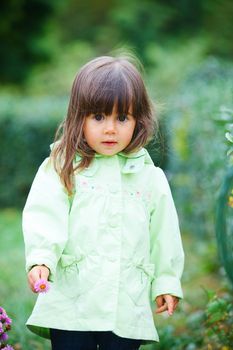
[155,294,179,316]
[27,265,50,293]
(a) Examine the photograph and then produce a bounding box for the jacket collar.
[119,148,153,174]
[75,148,153,177]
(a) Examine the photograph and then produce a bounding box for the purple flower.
[4,317,12,326]
[2,345,14,350]
[34,279,50,293]
[0,332,8,342]
[0,306,13,348]
[0,314,6,322]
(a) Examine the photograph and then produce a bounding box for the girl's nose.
[104,119,116,134]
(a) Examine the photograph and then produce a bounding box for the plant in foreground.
[204,290,233,349]
[0,307,14,349]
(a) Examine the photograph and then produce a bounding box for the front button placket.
[104,155,122,239]
[107,184,121,228]
[101,156,122,324]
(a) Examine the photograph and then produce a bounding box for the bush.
[0,94,67,207]
[162,58,233,237]
[203,290,233,349]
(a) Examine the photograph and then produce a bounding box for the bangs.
[77,63,141,117]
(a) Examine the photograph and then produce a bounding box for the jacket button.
[109,220,118,228]
[109,185,119,194]
[108,257,117,262]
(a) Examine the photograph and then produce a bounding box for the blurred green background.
[0,0,233,349]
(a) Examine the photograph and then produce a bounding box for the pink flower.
[2,345,14,350]
[4,317,12,326]
[0,306,14,349]
[0,311,7,322]
[34,279,50,293]
[0,332,8,342]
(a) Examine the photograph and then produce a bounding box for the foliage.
[0,94,66,207]
[204,290,233,349]
[202,0,233,58]
[54,0,233,62]
[0,0,57,83]
[24,41,96,95]
[215,166,233,287]
[216,106,233,163]
[158,57,233,237]
[215,107,233,287]
[145,38,208,98]
[1,0,233,83]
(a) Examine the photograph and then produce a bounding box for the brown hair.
[51,55,157,195]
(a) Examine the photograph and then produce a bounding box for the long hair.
[51,55,157,195]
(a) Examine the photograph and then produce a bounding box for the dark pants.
[50,329,142,350]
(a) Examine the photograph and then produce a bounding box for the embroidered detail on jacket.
[123,188,152,209]
[75,179,105,194]
[75,179,153,210]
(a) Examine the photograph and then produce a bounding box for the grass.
[0,209,230,350]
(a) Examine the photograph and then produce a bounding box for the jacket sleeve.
[22,157,70,280]
[149,167,184,301]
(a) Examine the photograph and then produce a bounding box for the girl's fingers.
[28,274,38,293]
[155,303,168,314]
[166,295,180,315]
[155,301,174,315]
[155,295,164,308]
[166,298,174,316]
[155,295,179,315]
[27,265,49,293]
[28,269,39,291]
[40,266,50,280]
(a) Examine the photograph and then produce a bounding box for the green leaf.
[225,132,233,143]
[226,147,233,157]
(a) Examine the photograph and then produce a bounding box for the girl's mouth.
[102,141,117,146]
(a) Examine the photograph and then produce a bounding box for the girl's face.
[83,105,136,156]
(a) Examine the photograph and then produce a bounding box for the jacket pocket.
[56,253,84,298]
[56,252,101,299]
[123,260,155,307]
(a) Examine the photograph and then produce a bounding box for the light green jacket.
[22,147,184,343]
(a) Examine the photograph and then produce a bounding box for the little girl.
[23,55,184,350]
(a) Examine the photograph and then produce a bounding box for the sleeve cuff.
[151,275,184,301]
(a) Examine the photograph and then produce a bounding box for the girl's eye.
[94,113,104,121]
[118,114,128,122]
